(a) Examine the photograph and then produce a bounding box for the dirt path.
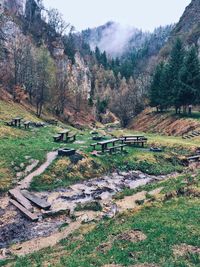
[17,151,58,190]
[10,221,81,256]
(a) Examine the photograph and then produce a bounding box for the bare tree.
[47,8,70,36]
[35,46,55,117]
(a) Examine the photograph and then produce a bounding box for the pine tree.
[168,38,185,113]
[149,62,165,111]
[179,46,200,113]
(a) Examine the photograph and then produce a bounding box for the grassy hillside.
[1,100,200,192]
[0,100,199,267]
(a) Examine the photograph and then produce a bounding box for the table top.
[58,129,70,134]
[13,117,22,120]
[123,135,145,138]
[97,139,119,145]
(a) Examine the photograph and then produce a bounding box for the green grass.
[75,201,103,212]
[0,124,66,192]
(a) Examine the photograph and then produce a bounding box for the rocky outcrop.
[0,0,25,15]
[25,0,41,23]
[161,0,200,55]
[173,0,200,35]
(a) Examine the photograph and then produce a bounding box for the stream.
[0,168,177,249]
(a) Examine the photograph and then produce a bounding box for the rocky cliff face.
[0,0,25,15]
[159,0,200,58]
[174,0,200,35]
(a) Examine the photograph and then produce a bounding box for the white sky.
[43,0,191,32]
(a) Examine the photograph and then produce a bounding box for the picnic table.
[58,129,70,141]
[122,135,145,141]
[13,117,22,127]
[97,139,119,152]
[121,135,148,147]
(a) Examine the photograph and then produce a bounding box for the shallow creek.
[0,169,177,249]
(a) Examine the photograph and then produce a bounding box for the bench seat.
[53,135,62,142]
[66,133,77,142]
[90,143,98,150]
[108,144,126,154]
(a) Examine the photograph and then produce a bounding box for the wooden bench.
[46,119,58,125]
[108,144,126,154]
[5,121,14,127]
[188,155,200,161]
[53,134,62,142]
[90,143,98,150]
[10,199,38,222]
[66,133,77,142]
[124,139,147,147]
[24,121,31,129]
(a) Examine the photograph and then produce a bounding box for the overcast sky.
[43,0,191,32]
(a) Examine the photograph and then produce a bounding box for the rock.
[20,163,25,169]
[0,248,11,257]
[42,208,70,218]
[103,204,118,219]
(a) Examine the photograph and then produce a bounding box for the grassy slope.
[0,100,200,266]
[1,100,198,192]
[0,100,78,192]
[130,108,200,136]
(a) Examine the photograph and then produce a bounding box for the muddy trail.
[17,151,58,190]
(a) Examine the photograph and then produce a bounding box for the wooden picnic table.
[58,129,70,141]
[122,135,145,141]
[97,138,121,153]
[13,117,22,127]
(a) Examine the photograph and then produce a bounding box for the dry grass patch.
[116,230,147,243]
[0,167,13,191]
[0,125,27,138]
[173,243,200,257]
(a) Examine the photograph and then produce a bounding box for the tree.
[0,13,6,59]
[35,46,55,117]
[149,62,165,111]
[179,46,200,113]
[53,57,69,115]
[47,8,70,35]
[168,38,185,113]
[111,77,136,127]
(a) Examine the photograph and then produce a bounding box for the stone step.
[21,190,51,210]
[9,189,33,211]
[10,199,38,222]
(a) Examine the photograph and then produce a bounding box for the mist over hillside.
[81,21,174,58]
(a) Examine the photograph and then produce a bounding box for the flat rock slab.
[21,190,51,210]
[9,189,33,211]
[10,199,38,222]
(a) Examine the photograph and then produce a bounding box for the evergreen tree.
[168,38,185,113]
[150,62,165,111]
[179,46,200,113]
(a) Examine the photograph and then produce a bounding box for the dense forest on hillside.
[0,0,175,127]
[150,39,200,114]
[0,0,200,127]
